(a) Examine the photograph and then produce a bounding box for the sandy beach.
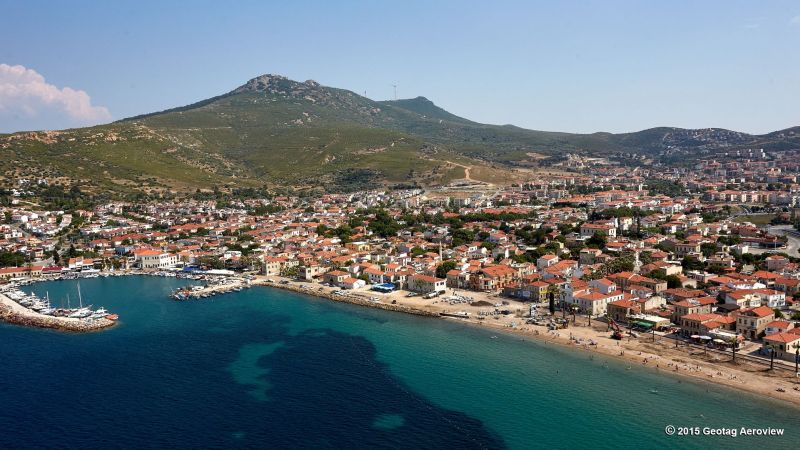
[255,275,800,409]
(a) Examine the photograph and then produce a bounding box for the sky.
[1,0,798,134]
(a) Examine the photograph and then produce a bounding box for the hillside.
[2,74,799,194]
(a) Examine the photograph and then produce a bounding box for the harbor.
[0,284,117,332]
[3,274,798,449]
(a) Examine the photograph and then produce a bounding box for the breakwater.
[0,296,115,332]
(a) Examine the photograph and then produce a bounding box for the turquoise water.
[1,276,797,449]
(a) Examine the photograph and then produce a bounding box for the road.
[769,225,800,258]
[746,224,800,258]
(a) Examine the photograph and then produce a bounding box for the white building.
[137,250,179,269]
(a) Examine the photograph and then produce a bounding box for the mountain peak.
[230,74,340,103]
[233,73,293,93]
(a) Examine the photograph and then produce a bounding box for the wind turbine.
[391,83,397,100]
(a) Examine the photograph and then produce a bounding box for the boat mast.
[78,283,83,309]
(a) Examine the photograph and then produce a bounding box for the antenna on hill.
[391,83,397,100]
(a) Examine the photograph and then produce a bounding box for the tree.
[436,260,457,278]
[196,255,225,270]
[700,243,717,258]
[664,275,682,289]
[410,247,426,257]
[586,231,607,249]
[451,228,475,247]
[0,251,27,268]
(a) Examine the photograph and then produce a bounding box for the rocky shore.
[255,279,439,318]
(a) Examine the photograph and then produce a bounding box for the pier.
[170,277,252,300]
[0,292,116,332]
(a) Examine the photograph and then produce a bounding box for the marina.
[0,283,117,332]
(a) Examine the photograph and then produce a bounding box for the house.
[761,333,800,362]
[340,277,366,290]
[752,289,786,309]
[528,280,551,302]
[67,256,95,271]
[580,223,616,239]
[573,290,624,316]
[736,306,776,340]
[0,265,45,280]
[607,299,642,323]
[671,297,717,324]
[766,255,789,272]
[299,264,326,280]
[407,274,446,294]
[589,278,616,294]
[323,270,349,287]
[608,272,667,293]
[775,277,800,296]
[764,320,793,336]
[643,261,683,278]
[262,256,283,276]
[679,313,730,337]
[579,248,602,265]
[470,265,517,291]
[537,254,559,270]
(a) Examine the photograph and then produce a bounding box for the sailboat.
[68,283,93,318]
[40,292,56,315]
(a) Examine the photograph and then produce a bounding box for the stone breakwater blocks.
[0,305,115,332]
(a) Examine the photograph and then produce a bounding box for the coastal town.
[3,151,800,404]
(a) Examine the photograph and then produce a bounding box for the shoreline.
[0,292,116,332]
[7,273,800,407]
[253,278,440,318]
[255,276,800,409]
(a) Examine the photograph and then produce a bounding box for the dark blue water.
[2,276,798,449]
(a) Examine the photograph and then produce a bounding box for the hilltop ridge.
[2,73,799,194]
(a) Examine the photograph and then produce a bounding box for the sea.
[1,276,798,449]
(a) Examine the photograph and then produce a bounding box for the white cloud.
[0,63,111,130]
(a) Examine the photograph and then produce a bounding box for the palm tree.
[546,283,565,318]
